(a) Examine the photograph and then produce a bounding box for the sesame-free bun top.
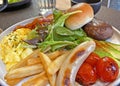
[65,3,94,30]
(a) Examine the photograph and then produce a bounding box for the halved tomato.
[96,57,119,82]
[76,63,97,85]
[85,52,100,66]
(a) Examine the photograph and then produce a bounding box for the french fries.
[9,49,40,71]
[47,50,67,60]
[6,78,23,86]
[5,64,43,79]
[47,52,70,75]
[27,57,41,66]
[39,52,56,86]
[5,49,72,86]
[22,72,49,86]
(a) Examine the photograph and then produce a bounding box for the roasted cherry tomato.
[85,52,100,66]
[96,57,119,82]
[76,63,97,85]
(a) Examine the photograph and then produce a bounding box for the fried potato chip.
[9,49,40,70]
[47,52,70,75]
[22,72,49,86]
[47,50,66,60]
[5,64,43,79]
[39,52,56,86]
[6,78,23,86]
[33,76,49,86]
[27,57,41,66]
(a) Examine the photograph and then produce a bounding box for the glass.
[35,0,56,15]
[0,0,8,12]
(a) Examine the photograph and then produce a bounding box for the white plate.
[0,17,120,86]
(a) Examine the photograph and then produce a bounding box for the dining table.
[0,0,120,31]
[0,0,120,86]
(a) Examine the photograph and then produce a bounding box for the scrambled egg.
[0,28,33,71]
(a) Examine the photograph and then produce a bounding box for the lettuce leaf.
[27,26,39,40]
[37,10,89,52]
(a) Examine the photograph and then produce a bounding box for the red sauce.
[14,18,52,31]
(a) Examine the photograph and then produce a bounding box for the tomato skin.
[76,63,97,85]
[96,57,119,82]
[85,52,100,66]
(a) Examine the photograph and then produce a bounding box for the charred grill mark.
[70,49,85,63]
[63,68,71,86]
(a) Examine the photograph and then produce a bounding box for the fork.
[37,0,56,16]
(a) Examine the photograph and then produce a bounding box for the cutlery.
[37,0,56,16]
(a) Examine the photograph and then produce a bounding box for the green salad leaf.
[45,10,82,41]
[54,10,82,27]
[53,27,87,41]
[53,10,63,23]
[27,26,39,40]
[37,10,89,52]
[38,41,77,52]
[55,26,74,36]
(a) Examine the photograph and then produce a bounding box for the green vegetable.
[27,26,39,40]
[99,41,120,60]
[38,10,88,52]
[38,41,77,52]
[56,26,74,36]
[45,10,82,41]
[106,42,120,51]
[53,27,87,41]
[53,10,63,23]
[8,0,21,4]
[54,10,82,27]
[94,40,120,67]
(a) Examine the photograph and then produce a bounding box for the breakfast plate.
[0,0,120,83]
[0,15,120,86]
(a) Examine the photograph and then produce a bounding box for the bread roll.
[65,3,94,30]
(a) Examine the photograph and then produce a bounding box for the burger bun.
[65,3,94,30]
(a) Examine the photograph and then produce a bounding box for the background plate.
[3,0,31,11]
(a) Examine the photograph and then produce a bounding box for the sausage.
[56,40,96,86]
